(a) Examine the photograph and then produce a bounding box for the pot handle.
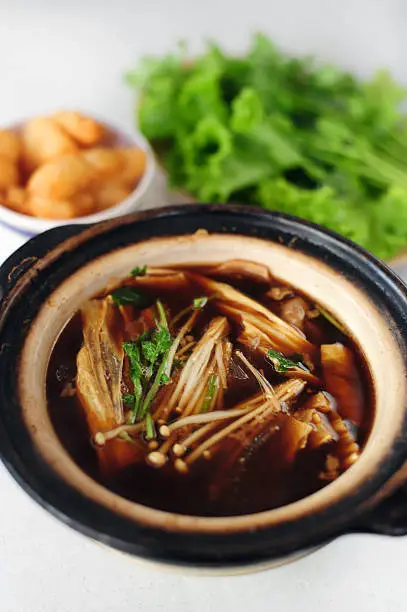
[352,485,407,536]
[0,225,86,302]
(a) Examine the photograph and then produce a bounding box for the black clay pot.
[1,204,407,572]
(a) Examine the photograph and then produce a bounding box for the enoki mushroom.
[146,378,306,472]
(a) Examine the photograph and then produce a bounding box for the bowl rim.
[2,204,407,567]
[0,114,156,234]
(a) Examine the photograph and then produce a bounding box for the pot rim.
[2,204,407,567]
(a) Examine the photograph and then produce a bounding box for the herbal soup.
[47,259,372,516]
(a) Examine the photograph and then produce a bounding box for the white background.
[1,1,407,610]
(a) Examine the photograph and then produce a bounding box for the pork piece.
[279,297,310,332]
[266,286,294,301]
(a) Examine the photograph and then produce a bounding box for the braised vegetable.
[76,299,143,474]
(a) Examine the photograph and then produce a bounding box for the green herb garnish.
[131,265,147,277]
[122,393,136,407]
[119,431,136,443]
[267,349,306,373]
[127,33,407,260]
[156,299,168,329]
[201,374,218,412]
[141,327,172,370]
[318,307,348,335]
[123,342,143,420]
[123,300,173,424]
[139,356,169,418]
[145,412,156,439]
[111,286,151,308]
[193,296,209,309]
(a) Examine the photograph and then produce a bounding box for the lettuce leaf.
[127,33,407,259]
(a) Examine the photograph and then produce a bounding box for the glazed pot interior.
[18,232,407,534]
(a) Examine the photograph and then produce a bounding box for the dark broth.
[47,266,373,517]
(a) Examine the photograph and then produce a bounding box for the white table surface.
[1,1,407,610]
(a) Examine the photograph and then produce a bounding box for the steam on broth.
[47,259,372,516]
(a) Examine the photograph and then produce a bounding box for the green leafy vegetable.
[118,431,136,443]
[317,307,348,335]
[201,375,218,412]
[267,349,306,373]
[122,393,135,407]
[123,301,173,423]
[141,327,172,375]
[123,342,143,419]
[193,296,209,309]
[155,299,168,329]
[131,265,147,277]
[111,287,151,308]
[139,356,169,418]
[127,33,407,260]
[145,412,156,439]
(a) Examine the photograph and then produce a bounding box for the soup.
[47,259,373,516]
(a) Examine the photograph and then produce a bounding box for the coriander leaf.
[368,186,407,260]
[131,265,147,277]
[145,412,156,439]
[154,326,172,351]
[317,307,348,335]
[122,300,174,423]
[122,393,135,407]
[177,66,228,130]
[156,299,168,329]
[127,51,187,140]
[123,342,143,421]
[161,373,170,384]
[201,375,218,412]
[257,178,371,248]
[140,340,158,365]
[141,327,172,366]
[349,70,406,135]
[111,287,152,308]
[267,349,306,372]
[139,352,170,417]
[123,342,142,377]
[230,88,304,169]
[128,33,407,259]
[193,296,209,309]
[119,431,136,443]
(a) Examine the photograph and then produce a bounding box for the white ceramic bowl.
[0,116,157,236]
